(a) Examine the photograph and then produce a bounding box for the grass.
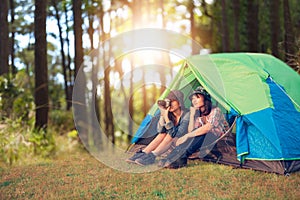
[1,148,300,200]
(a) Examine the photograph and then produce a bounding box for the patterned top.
[194,107,229,137]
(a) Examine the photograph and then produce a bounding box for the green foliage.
[12,90,34,120]
[0,76,20,119]
[0,118,56,166]
[49,110,74,133]
[67,130,78,139]
[28,129,56,157]
[0,118,30,165]
[0,71,34,120]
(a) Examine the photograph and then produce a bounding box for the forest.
[0,0,300,165]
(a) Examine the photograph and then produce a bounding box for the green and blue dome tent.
[130,53,300,174]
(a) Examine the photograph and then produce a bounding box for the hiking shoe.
[135,152,156,166]
[164,157,187,169]
[157,158,168,168]
[126,150,145,164]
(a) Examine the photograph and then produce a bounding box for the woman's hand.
[190,106,197,117]
[159,106,170,119]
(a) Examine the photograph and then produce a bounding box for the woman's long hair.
[194,93,212,116]
[168,112,177,124]
[167,100,184,124]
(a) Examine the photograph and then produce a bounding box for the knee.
[156,133,167,140]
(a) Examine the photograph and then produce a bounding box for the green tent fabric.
[187,53,300,114]
[145,53,299,116]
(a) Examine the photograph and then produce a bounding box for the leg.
[185,135,206,157]
[152,134,174,156]
[164,135,206,163]
[142,133,166,154]
[135,133,172,166]
[126,133,166,163]
[163,134,216,168]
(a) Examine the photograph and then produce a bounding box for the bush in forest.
[0,72,34,120]
[49,110,75,134]
[0,118,56,165]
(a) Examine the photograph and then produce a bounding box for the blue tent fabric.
[131,110,161,144]
[267,78,300,159]
[131,114,153,144]
[236,78,300,161]
[242,109,282,160]
[236,116,250,161]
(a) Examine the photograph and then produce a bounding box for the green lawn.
[1,150,300,200]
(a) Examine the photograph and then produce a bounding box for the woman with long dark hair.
[160,86,229,168]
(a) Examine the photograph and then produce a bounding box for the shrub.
[28,128,56,157]
[49,110,75,133]
[0,118,56,165]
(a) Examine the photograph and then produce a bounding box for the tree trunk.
[10,0,17,75]
[188,1,198,54]
[73,0,88,145]
[52,0,72,110]
[159,0,166,27]
[0,0,9,76]
[126,0,141,141]
[270,0,280,57]
[63,2,73,86]
[73,0,84,81]
[283,0,297,71]
[34,0,49,130]
[63,2,73,106]
[221,0,230,52]
[247,0,259,52]
[87,2,102,149]
[232,0,240,51]
[132,0,142,28]
[142,71,148,117]
[104,58,115,144]
[99,7,115,144]
[128,59,134,141]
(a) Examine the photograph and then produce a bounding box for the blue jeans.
[166,133,218,162]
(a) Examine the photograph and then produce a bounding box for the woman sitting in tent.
[159,86,229,168]
[126,90,190,166]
